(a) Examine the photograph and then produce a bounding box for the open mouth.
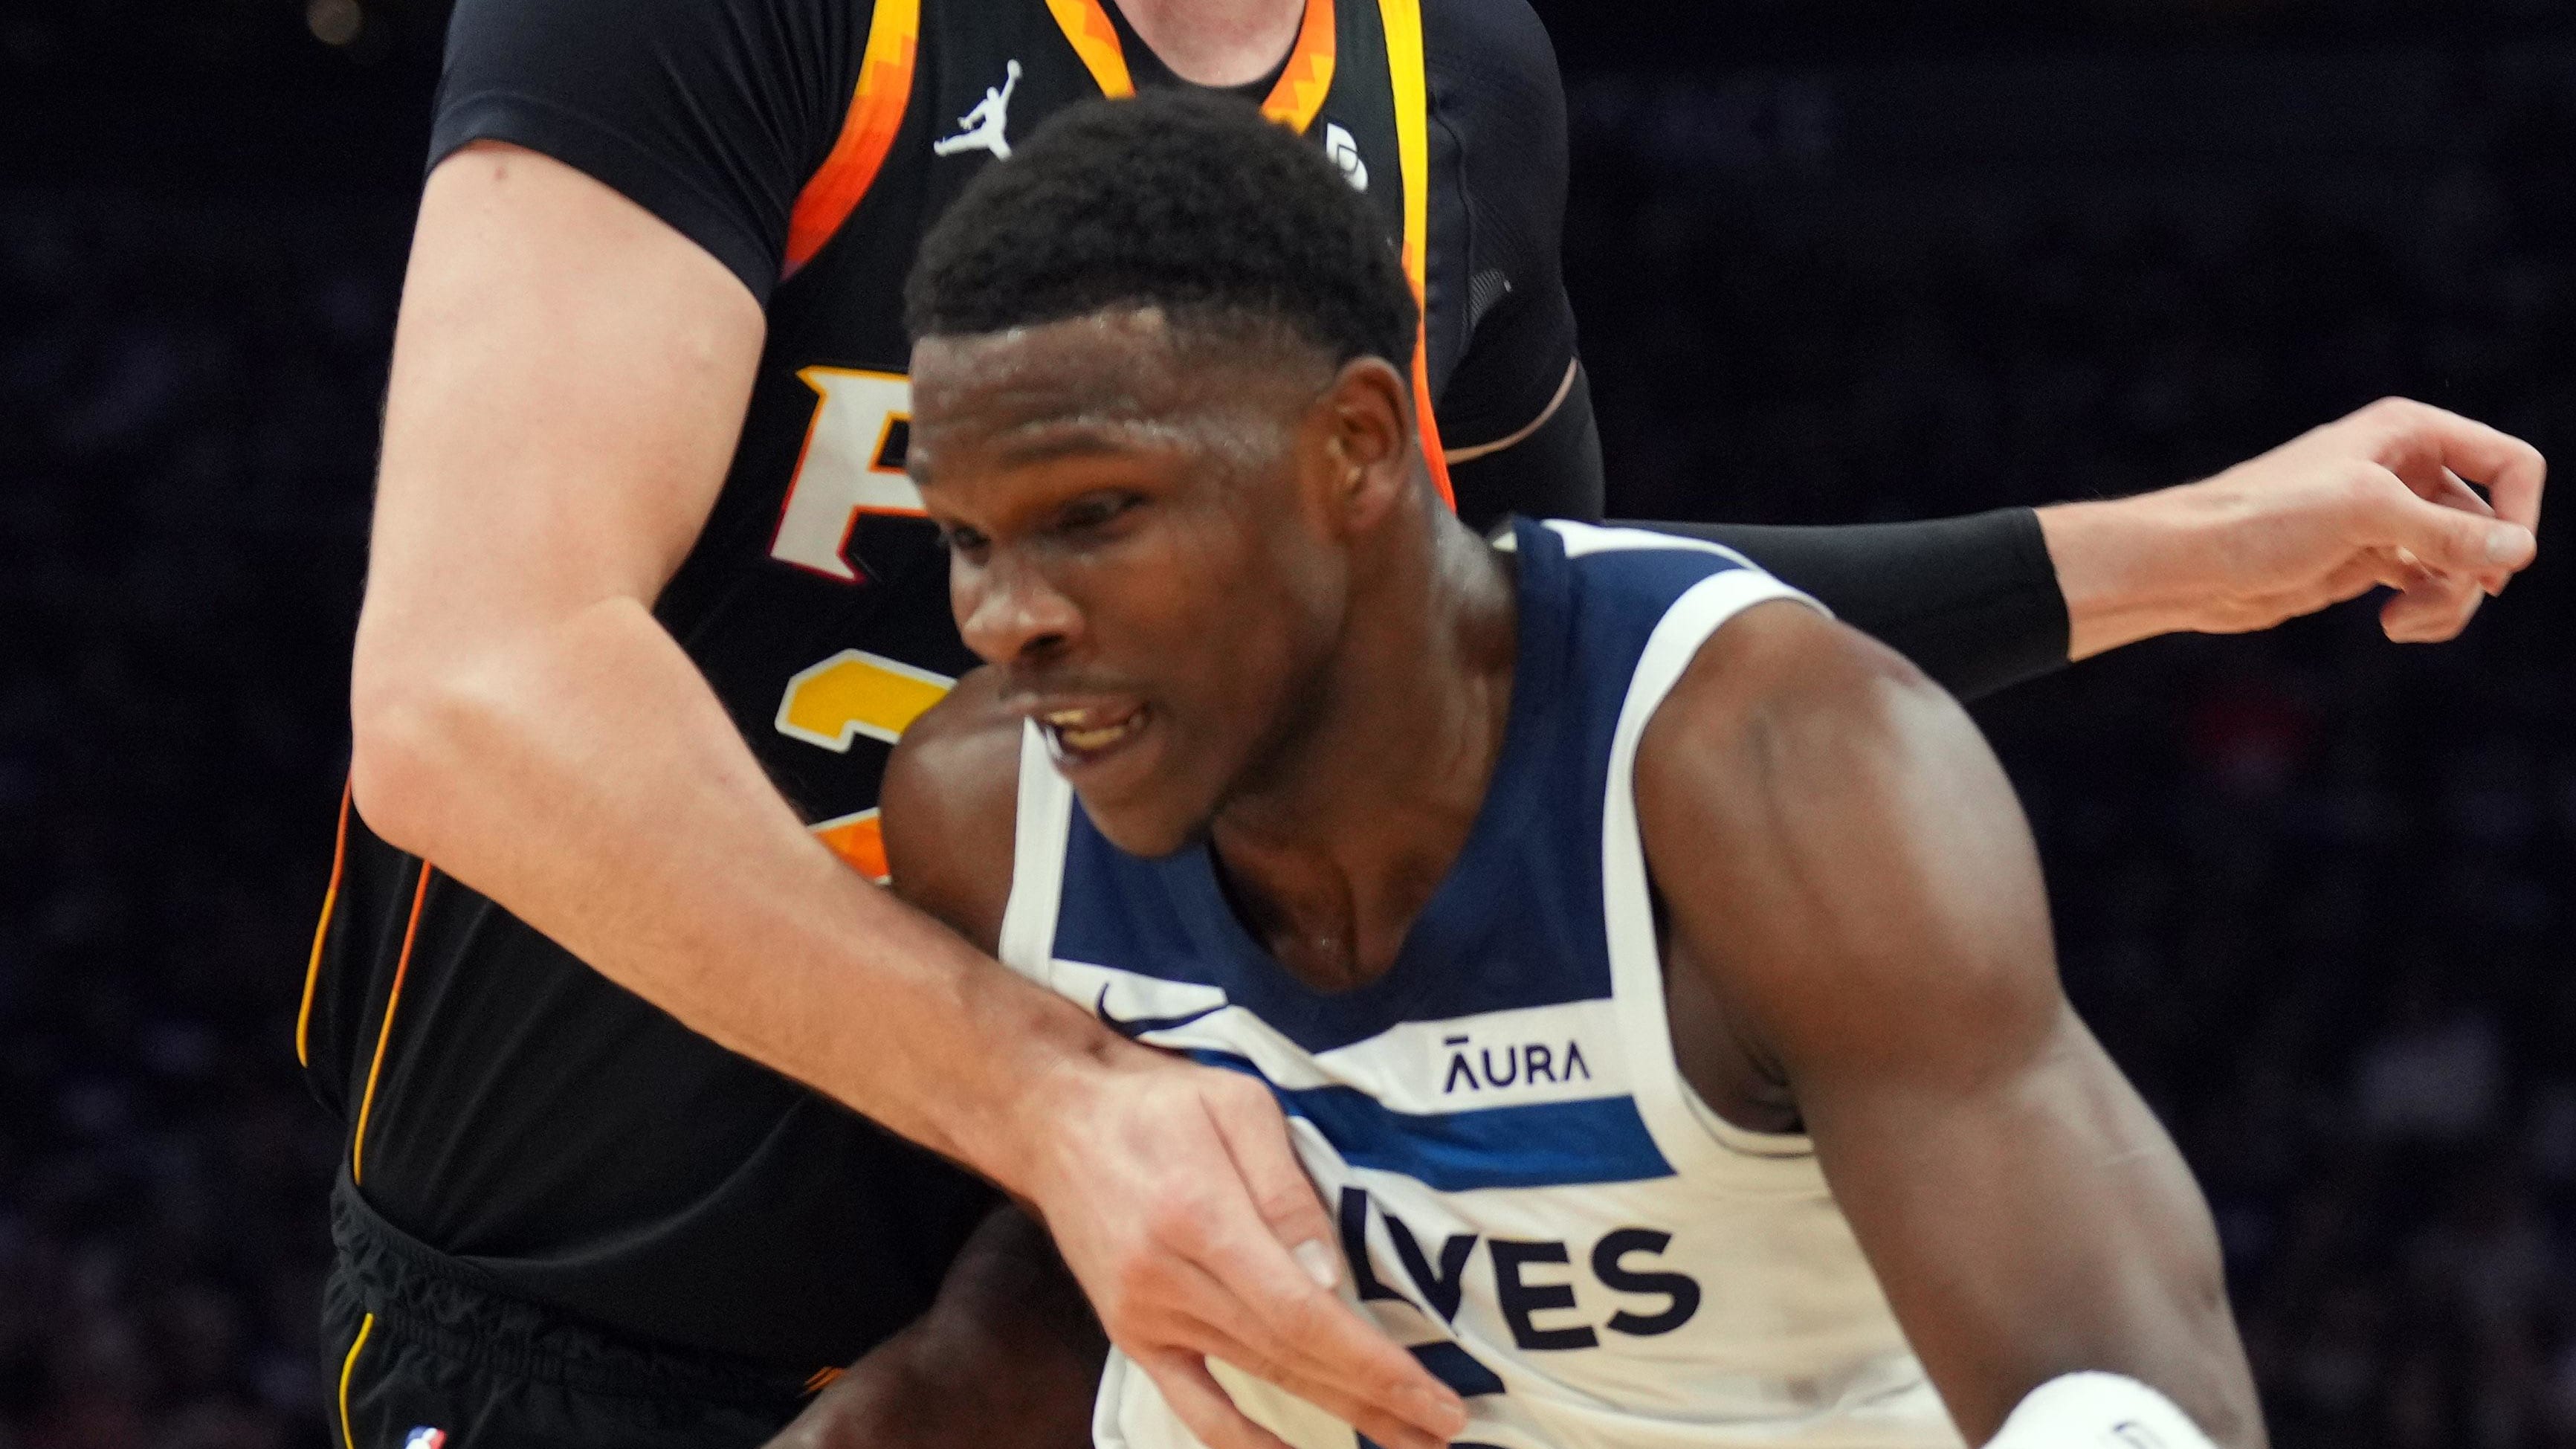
[1039,702,1151,764]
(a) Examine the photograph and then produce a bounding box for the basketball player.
[876,91,2294,1448]
[319,0,2543,1445]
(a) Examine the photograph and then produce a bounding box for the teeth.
[1044,707,1146,757]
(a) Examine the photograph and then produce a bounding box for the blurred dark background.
[4,2,2574,1446]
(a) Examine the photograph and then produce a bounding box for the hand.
[763,1208,1101,1449]
[2041,397,2544,658]
[1004,1046,1468,1449]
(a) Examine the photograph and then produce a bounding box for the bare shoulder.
[880,667,1026,954]
[1635,598,2058,1074]
[1642,597,1940,759]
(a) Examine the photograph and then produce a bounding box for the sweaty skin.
[870,307,2266,1448]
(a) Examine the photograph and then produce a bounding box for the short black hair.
[905,90,1416,369]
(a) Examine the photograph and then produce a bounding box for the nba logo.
[403,1430,447,1449]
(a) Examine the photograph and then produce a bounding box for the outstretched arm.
[1633,397,2542,702]
[1636,602,2264,1447]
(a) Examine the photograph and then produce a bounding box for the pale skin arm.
[1638,604,2265,1447]
[2040,396,2544,656]
[349,143,1463,1449]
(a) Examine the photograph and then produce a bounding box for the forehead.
[908,308,1334,454]
[909,309,1192,438]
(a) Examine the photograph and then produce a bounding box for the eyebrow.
[992,430,1143,467]
[909,415,1178,485]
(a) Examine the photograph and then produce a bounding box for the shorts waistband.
[329,1176,827,1408]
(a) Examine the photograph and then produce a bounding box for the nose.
[955,546,1080,668]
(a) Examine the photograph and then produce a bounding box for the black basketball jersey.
[301,0,1588,1374]
[682,0,1458,874]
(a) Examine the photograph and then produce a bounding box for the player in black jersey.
[310,0,2545,1444]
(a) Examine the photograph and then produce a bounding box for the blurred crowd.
[1,193,401,1448]
[4,25,2575,1449]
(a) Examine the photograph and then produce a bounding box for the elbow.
[347,639,477,861]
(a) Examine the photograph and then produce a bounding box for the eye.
[938,523,991,561]
[1054,491,1142,537]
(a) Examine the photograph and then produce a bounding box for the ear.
[1315,356,1418,535]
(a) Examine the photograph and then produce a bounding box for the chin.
[1076,794,1210,861]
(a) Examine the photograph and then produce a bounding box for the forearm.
[1808,1024,2260,1448]
[1624,510,2069,702]
[348,594,1108,1190]
[2036,495,2212,660]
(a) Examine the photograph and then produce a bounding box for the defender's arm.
[1634,603,2263,1447]
[1637,399,2540,699]
[353,147,1458,1449]
[877,677,1468,1449]
[353,137,1100,1239]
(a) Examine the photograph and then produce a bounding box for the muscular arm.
[352,149,1459,1449]
[352,139,1090,1207]
[1635,603,2262,1446]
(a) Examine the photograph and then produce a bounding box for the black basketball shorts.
[320,1180,827,1449]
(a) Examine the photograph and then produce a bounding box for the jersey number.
[777,649,955,882]
[769,370,952,880]
[769,367,922,581]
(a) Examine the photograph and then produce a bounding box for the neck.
[1111,0,1306,88]
[1207,503,1518,992]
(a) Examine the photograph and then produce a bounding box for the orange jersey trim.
[784,0,923,277]
[1263,0,1338,131]
[1046,0,1136,97]
[1378,0,1453,508]
[297,775,355,1068]
[350,862,434,1185]
[1045,0,1336,132]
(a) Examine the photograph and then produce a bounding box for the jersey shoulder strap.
[1374,0,1451,509]
[784,0,925,277]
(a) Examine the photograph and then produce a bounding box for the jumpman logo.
[934,60,1021,161]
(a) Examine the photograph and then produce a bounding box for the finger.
[1198,1080,1340,1285]
[2381,574,2483,643]
[2343,470,2536,583]
[2368,398,2547,532]
[1183,1184,1464,1443]
[2422,470,2502,585]
[2425,470,2514,595]
[2429,468,2495,517]
[1198,1089,1468,1441]
[1133,1349,1297,1449]
[1168,1301,1453,1449]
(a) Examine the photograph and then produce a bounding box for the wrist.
[941,975,1130,1201]
[2036,491,2207,660]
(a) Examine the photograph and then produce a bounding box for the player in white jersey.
[836,91,2543,1449]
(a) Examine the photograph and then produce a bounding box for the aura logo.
[1439,1033,1591,1094]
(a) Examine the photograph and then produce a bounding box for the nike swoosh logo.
[1095,984,1225,1040]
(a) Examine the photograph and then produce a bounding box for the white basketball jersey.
[995,520,1963,1449]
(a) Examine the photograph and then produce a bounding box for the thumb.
[1204,1082,1340,1290]
[2378,493,2536,578]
